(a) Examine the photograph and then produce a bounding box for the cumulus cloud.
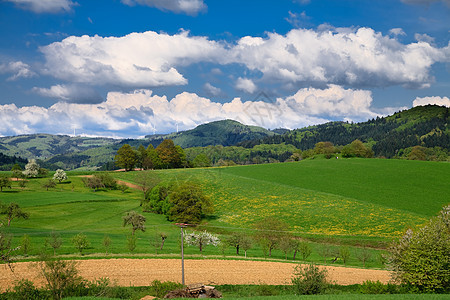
[235,77,257,94]
[0,86,403,138]
[231,27,447,89]
[4,0,77,13]
[38,27,450,97]
[203,83,222,97]
[32,84,102,104]
[121,0,206,15]
[0,61,36,81]
[40,30,225,88]
[412,96,450,107]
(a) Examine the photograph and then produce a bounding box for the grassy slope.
[115,158,448,239]
[1,159,448,267]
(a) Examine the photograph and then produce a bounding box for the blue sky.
[0,0,449,138]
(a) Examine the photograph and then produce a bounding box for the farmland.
[0,158,448,267]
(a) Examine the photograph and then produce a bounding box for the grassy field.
[1,158,448,268]
[115,158,449,239]
[63,295,450,300]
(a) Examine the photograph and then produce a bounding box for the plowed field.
[0,259,390,291]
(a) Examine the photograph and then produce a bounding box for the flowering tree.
[23,159,40,178]
[53,169,67,183]
[184,230,219,253]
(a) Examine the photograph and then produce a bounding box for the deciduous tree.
[156,139,181,169]
[115,144,137,171]
[23,159,40,178]
[11,163,23,180]
[254,217,289,257]
[122,211,146,236]
[166,182,213,224]
[46,232,62,256]
[0,176,11,192]
[42,179,57,191]
[184,230,219,253]
[53,169,67,183]
[72,233,89,255]
[1,202,29,226]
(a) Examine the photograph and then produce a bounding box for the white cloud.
[32,84,102,104]
[5,0,77,13]
[389,28,406,37]
[203,83,222,97]
[38,27,449,98]
[40,30,225,88]
[414,33,435,44]
[412,96,450,107]
[231,27,447,88]
[236,77,257,94]
[0,86,404,138]
[0,61,35,81]
[121,0,206,15]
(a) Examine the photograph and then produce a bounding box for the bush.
[148,280,183,298]
[37,255,85,300]
[291,263,329,295]
[387,205,450,293]
[11,279,43,300]
[359,280,398,294]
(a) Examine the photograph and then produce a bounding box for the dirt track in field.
[77,175,142,190]
[0,259,390,291]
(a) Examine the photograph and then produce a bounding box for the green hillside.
[115,158,449,238]
[240,105,450,158]
[1,158,447,267]
[145,119,277,148]
[0,134,119,161]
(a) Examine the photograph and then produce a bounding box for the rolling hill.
[238,105,449,158]
[0,105,448,170]
[144,119,278,148]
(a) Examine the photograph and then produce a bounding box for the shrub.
[148,280,183,298]
[36,255,85,300]
[291,263,329,295]
[387,205,449,293]
[12,279,42,300]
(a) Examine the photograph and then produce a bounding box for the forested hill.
[0,152,27,170]
[237,105,449,158]
[0,134,119,160]
[144,119,277,148]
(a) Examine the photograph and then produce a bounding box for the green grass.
[1,159,448,268]
[115,159,449,239]
[221,296,450,300]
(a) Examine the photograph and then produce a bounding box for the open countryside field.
[1,158,448,269]
[115,158,449,239]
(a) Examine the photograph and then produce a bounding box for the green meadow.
[1,158,449,268]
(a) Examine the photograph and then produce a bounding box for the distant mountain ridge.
[0,120,279,169]
[238,105,449,158]
[0,105,448,169]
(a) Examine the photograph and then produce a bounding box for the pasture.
[1,158,448,269]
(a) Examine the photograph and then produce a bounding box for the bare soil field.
[0,259,390,291]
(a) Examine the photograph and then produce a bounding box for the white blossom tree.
[184,230,219,253]
[53,169,67,183]
[23,159,40,178]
